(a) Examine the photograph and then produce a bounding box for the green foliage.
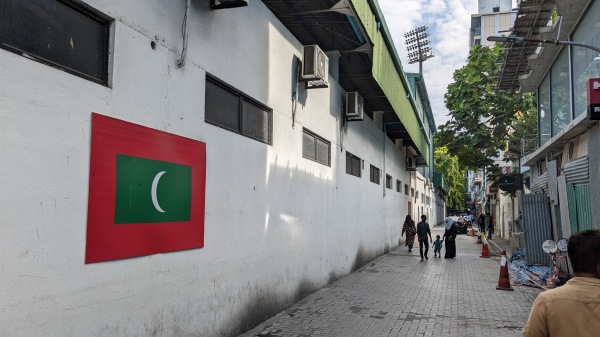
[434,145,466,210]
[437,44,537,174]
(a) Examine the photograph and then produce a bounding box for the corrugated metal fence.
[522,193,551,266]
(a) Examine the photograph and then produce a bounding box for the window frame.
[0,0,112,85]
[345,152,361,178]
[370,165,380,185]
[205,74,273,145]
[396,180,401,192]
[302,128,331,166]
[386,174,392,189]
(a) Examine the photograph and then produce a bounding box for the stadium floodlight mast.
[487,35,600,54]
[404,26,434,74]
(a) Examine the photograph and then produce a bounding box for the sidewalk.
[239,225,540,337]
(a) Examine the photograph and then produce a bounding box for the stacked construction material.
[508,248,551,288]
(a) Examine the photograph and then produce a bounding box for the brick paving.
[239,226,541,337]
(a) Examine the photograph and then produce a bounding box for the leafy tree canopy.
[436,44,537,172]
[434,145,466,210]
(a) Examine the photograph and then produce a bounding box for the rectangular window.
[411,188,414,197]
[303,129,330,166]
[551,50,571,136]
[370,165,380,184]
[416,191,419,200]
[396,180,401,192]
[404,184,409,195]
[0,0,111,84]
[205,74,272,144]
[538,74,551,146]
[346,152,361,177]
[386,174,392,189]
[572,0,600,118]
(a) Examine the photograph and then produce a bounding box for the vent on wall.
[211,0,248,9]
[302,45,329,89]
[346,92,364,121]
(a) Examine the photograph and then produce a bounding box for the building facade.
[470,0,517,47]
[0,0,436,336]
[497,0,598,265]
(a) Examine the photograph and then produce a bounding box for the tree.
[434,145,466,210]
[436,44,537,172]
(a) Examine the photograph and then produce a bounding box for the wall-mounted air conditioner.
[406,157,417,171]
[346,92,364,121]
[302,45,329,89]
[211,0,248,9]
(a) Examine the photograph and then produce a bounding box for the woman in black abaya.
[443,217,458,259]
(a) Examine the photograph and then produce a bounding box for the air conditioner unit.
[211,0,248,9]
[406,157,417,171]
[346,92,364,121]
[302,45,329,88]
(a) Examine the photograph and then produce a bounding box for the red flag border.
[85,113,206,263]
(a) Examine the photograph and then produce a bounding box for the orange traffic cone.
[471,227,475,237]
[496,250,513,291]
[480,243,490,258]
[477,234,482,244]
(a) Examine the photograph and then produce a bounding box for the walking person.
[443,217,457,259]
[487,215,494,240]
[401,215,416,252]
[416,215,433,261]
[432,235,443,258]
[522,230,600,337]
[478,213,486,234]
[485,213,492,238]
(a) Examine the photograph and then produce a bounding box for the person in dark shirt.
[416,215,433,261]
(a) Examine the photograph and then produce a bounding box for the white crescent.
[151,171,166,213]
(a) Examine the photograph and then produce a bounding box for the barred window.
[346,152,361,177]
[0,0,111,84]
[205,74,272,144]
[370,165,380,184]
[303,129,330,166]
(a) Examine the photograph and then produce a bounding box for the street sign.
[587,78,600,120]
[498,175,516,192]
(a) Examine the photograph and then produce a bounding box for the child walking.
[433,235,443,258]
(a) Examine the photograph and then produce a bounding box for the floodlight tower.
[404,26,434,74]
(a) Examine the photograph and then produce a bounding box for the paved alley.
[240,226,541,337]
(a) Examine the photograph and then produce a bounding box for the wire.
[177,0,191,68]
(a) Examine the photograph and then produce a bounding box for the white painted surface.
[0,1,431,336]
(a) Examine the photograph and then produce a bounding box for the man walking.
[416,215,433,261]
[522,230,600,337]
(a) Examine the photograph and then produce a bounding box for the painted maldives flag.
[86,113,206,263]
[114,154,192,224]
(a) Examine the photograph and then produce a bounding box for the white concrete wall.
[0,1,418,336]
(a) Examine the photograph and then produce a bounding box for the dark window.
[492,7,500,12]
[303,129,330,166]
[396,180,401,192]
[0,0,111,84]
[404,184,409,195]
[416,191,419,200]
[370,165,380,184]
[411,187,414,197]
[205,74,272,144]
[386,174,392,189]
[346,152,361,177]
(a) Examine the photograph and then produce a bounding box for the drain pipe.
[177,0,191,68]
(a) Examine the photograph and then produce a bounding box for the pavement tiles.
[239,225,541,337]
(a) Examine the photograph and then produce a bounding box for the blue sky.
[377,0,479,128]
